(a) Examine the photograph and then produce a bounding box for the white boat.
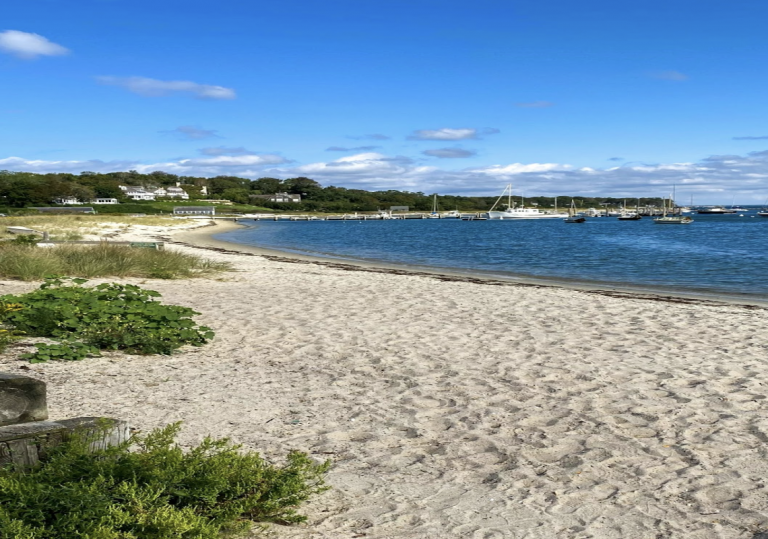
[696,206,736,214]
[654,215,693,224]
[441,209,461,219]
[486,184,568,219]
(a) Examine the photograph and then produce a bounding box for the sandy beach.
[2,220,768,538]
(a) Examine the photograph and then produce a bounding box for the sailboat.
[486,184,568,219]
[758,199,768,217]
[617,198,642,220]
[563,200,586,223]
[427,194,440,218]
[653,189,693,224]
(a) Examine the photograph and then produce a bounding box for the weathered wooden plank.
[0,417,130,470]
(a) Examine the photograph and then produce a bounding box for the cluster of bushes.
[0,423,330,538]
[0,277,215,359]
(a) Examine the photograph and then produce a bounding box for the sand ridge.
[1,220,767,538]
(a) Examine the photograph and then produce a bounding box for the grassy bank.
[0,243,231,280]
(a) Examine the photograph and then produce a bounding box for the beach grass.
[0,215,195,241]
[0,243,231,280]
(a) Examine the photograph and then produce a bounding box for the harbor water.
[215,213,768,301]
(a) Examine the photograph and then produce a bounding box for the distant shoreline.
[172,219,768,309]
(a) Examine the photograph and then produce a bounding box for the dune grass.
[0,243,231,280]
[0,215,194,242]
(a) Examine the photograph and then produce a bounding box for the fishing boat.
[486,184,568,219]
[563,200,586,223]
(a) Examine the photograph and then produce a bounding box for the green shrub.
[10,234,40,246]
[0,302,24,353]
[0,278,214,356]
[21,341,101,363]
[0,423,331,538]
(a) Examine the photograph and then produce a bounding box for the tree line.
[0,170,665,212]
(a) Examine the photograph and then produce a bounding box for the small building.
[92,198,119,205]
[173,206,215,216]
[53,197,82,205]
[30,207,97,214]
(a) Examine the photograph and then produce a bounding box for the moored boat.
[654,190,693,224]
[564,200,586,223]
[654,215,694,224]
[486,184,568,219]
[696,206,737,214]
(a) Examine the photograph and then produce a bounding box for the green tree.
[252,177,283,194]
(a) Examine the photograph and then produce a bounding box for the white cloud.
[470,163,569,175]
[0,30,69,59]
[408,128,479,141]
[3,148,768,203]
[96,76,236,99]
[179,155,289,167]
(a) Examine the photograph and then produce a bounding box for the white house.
[92,198,119,205]
[164,186,189,199]
[53,196,82,205]
[119,186,156,201]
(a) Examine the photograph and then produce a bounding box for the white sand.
[2,220,768,538]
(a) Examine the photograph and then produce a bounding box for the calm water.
[215,213,768,300]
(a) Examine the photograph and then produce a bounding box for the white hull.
[486,210,568,219]
[653,216,693,224]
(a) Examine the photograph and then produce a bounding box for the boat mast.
[488,184,512,212]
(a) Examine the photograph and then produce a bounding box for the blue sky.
[2,0,768,203]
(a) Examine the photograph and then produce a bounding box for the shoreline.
[171,219,768,309]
